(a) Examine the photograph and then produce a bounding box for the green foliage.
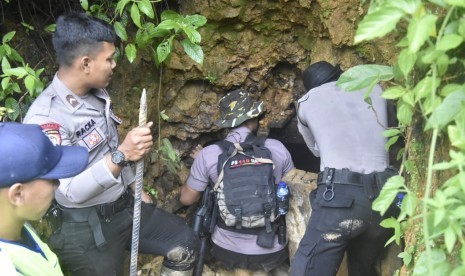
[83,1,207,65]
[338,0,465,274]
[0,31,46,121]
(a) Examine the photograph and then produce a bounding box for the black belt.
[317,167,366,186]
[59,189,133,249]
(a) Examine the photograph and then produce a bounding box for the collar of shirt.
[225,126,251,143]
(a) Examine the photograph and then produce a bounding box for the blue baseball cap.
[0,122,89,187]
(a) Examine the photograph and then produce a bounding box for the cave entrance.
[267,117,320,173]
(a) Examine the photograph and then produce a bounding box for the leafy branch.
[337,0,465,275]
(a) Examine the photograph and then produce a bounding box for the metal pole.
[129,89,147,276]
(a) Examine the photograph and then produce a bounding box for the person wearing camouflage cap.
[181,89,295,272]
[215,89,265,128]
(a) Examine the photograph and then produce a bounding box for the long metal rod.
[129,89,147,276]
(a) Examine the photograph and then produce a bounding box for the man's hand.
[119,122,154,162]
[190,144,203,159]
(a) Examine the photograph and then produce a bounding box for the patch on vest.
[81,128,104,150]
[40,123,62,145]
[66,94,80,108]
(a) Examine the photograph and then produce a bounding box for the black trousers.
[291,175,393,276]
[49,202,199,276]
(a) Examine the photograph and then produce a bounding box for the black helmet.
[302,61,343,91]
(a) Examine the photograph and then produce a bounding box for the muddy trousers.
[290,178,393,276]
[49,202,199,276]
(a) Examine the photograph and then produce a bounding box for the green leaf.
[413,250,450,276]
[385,136,399,151]
[114,21,128,41]
[399,251,412,266]
[407,14,438,53]
[2,31,16,43]
[161,10,183,21]
[336,65,393,91]
[444,226,457,253]
[387,0,421,14]
[382,86,406,99]
[397,48,417,78]
[403,193,417,217]
[181,39,204,64]
[183,27,201,43]
[383,128,402,137]
[397,103,413,125]
[145,23,170,38]
[1,76,10,90]
[380,218,401,244]
[448,125,465,150]
[156,20,182,31]
[354,7,404,44]
[116,0,131,16]
[3,67,28,78]
[445,0,465,7]
[402,92,415,107]
[433,161,457,170]
[433,208,446,226]
[1,56,11,71]
[156,37,174,64]
[421,48,444,64]
[44,24,56,33]
[8,48,23,63]
[160,110,169,120]
[437,34,463,51]
[436,54,449,76]
[427,90,465,129]
[21,22,34,30]
[124,44,137,63]
[5,97,19,121]
[130,3,142,28]
[80,0,88,10]
[183,14,207,28]
[440,83,462,97]
[138,0,154,19]
[373,176,404,215]
[24,75,35,94]
[414,77,439,101]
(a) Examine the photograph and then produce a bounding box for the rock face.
[281,169,317,263]
[105,0,397,205]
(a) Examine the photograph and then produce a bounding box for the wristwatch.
[111,150,128,167]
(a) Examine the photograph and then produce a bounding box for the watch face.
[111,150,126,166]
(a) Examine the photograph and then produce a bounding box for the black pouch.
[256,224,278,248]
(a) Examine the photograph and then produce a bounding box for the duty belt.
[59,189,133,249]
[317,167,368,201]
[317,168,365,187]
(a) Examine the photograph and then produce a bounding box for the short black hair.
[52,12,116,67]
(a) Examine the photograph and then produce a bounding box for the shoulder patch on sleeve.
[40,123,62,145]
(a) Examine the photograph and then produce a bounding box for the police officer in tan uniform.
[24,12,198,276]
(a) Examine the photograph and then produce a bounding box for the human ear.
[80,56,92,73]
[7,183,26,206]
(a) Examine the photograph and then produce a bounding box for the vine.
[337,0,465,275]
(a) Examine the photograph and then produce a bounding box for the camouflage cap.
[215,89,265,128]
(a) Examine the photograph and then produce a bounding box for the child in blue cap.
[0,122,88,275]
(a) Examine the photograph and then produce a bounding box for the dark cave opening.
[267,117,320,173]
